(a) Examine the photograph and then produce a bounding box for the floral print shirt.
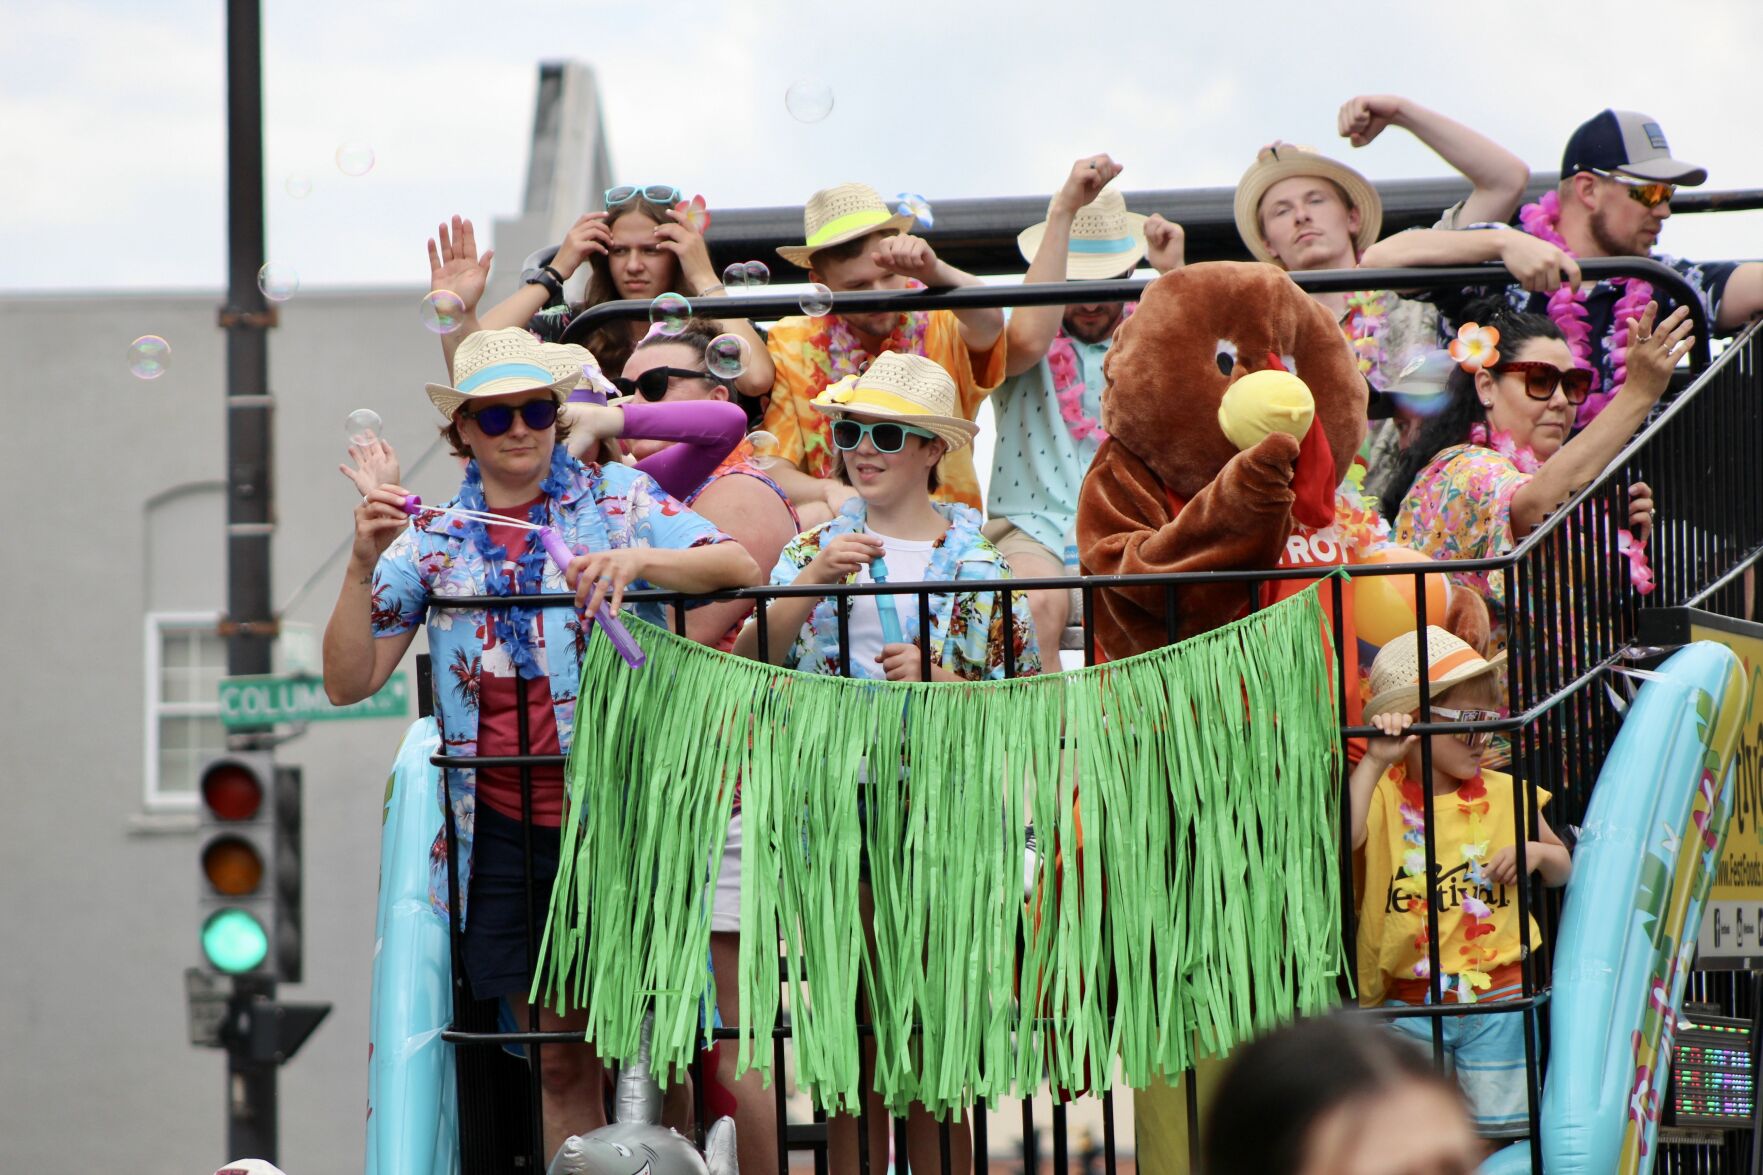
[767,499,1040,680]
[370,458,731,924]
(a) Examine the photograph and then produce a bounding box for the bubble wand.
[867,552,908,647]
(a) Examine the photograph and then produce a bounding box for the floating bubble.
[284,174,313,199]
[257,262,299,303]
[128,335,171,380]
[722,262,749,290]
[798,282,834,317]
[895,193,934,231]
[706,334,748,381]
[745,430,781,470]
[419,289,467,335]
[741,260,771,288]
[345,408,383,446]
[784,79,834,123]
[648,292,692,334]
[335,143,376,177]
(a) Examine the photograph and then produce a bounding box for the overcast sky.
[5,0,1761,294]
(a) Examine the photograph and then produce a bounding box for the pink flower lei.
[1049,304,1133,444]
[1517,191,1654,428]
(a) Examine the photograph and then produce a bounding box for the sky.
[5,0,1762,295]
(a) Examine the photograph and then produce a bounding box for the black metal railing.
[415,270,1759,1174]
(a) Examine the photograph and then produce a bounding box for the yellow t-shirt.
[761,309,1006,510]
[1354,765,1549,1006]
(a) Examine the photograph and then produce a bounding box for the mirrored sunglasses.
[1587,168,1676,209]
[459,398,559,436]
[831,419,938,453]
[1431,705,1502,749]
[1492,361,1596,405]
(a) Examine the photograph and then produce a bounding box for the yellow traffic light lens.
[201,836,265,896]
[201,909,269,973]
[201,763,264,822]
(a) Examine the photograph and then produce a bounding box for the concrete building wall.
[0,288,468,1173]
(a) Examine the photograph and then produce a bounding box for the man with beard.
[987,155,1183,670]
[1364,109,1763,428]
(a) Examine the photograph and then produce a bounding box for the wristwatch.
[521,264,565,304]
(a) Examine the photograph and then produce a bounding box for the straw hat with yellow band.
[777,182,917,269]
[1233,142,1384,267]
[1015,185,1149,280]
[1366,625,1507,719]
[809,351,979,452]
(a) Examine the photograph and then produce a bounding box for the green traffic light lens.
[201,909,269,973]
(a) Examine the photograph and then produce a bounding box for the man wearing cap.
[1365,109,1763,429]
[987,154,1184,670]
[324,327,758,1161]
[760,182,1005,520]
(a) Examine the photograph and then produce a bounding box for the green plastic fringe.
[534,584,1345,1116]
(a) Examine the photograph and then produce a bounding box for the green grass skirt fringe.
[534,584,1344,1116]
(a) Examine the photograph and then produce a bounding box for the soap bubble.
[741,260,771,287]
[895,193,934,231]
[257,263,300,303]
[419,290,467,335]
[648,292,691,334]
[335,143,376,177]
[706,334,748,380]
[784,79,834,123]
[722,262,749,290]
[798,282,834,317]
[345,409,383,446]
[745,430,781,470]
[128,335,171,380]
[284,174,312,199]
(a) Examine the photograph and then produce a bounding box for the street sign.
[218,672,409,729]
[186,967,232,1047]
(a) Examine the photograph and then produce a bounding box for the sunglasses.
[1431,705,1501,750]
[831,419,937,453]
[605,184,683,209]
[613,366,715,402]
[1492,361,1595,405]
[459,398,559,436]
[1586,168,1676,209]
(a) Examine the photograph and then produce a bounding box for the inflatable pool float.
[1481,641,1750,1174]
[365,717,459,1174]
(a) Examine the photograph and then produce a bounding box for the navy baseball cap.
[1562,110,1707,186]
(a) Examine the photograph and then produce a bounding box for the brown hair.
[439,401,572,460]
[808,227,901,271]
[829,428,944,492]
[574,197,694,379]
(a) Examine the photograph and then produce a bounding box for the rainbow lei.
[1391,763,1495,1003]
[1517,191,1655,428]
[1343,290,1391,384]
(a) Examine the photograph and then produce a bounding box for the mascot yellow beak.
[1217,368,1316,452]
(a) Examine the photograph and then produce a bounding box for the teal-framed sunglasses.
[830,418,938,453]
[605,184,682,208]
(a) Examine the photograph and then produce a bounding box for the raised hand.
[552,212,613,280]
[427,215,494,312]
[339,438,403,496]
[655,206,718,294]
[871,235,942,285]
[1052,153,1123,216]
[1337,94,1406,148]
[1144,214,1185,273]
[1622,302,1695,403]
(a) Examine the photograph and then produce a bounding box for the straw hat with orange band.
[1366,625,1507,719]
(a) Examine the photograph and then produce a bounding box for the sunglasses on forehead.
[605,184,683,209]
[1492,361,1595,405]
[458,398,559,436]
[1586,168,1676,209]
[612,366,717,402]
[830,419,937,453]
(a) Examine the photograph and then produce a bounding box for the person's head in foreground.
[779,182,919,340]
[1556,109,1706,259]
[1015,183,1148,343]
[1204,1013,1480,1175]
[427,328,577,490]
[1366,625,1506,783]
[809,351,976,511]
[1235,143,1384,272]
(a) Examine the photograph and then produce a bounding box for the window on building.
[145,613,228,810]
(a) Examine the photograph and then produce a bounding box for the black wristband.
[523,268,564,301]
[540,264,566,284]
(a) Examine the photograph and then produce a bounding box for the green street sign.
[218,673,410,728]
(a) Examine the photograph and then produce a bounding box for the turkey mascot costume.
[1076,261,1487,1172]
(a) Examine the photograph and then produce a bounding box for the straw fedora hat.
[777,182,916,269]
[424,328,577,421]
[1233,143,1383,266]
[809,352,979,452]
[1016,185,1149,280]
[533,339,621,403]
[1366,625,1508,719]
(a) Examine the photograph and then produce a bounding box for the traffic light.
[196,754,302,980]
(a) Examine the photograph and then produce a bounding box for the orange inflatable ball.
[1354,548,1452,648]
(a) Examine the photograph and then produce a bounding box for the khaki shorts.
[981,519,1080,619]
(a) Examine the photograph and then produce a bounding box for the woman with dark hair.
[1384,297,1691,651]
[1203,1014,1480,1175]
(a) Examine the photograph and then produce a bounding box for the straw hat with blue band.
[424,327,579,420]
[1015,185,1149,280]
[809,351,979,452]
[777,182,917,269]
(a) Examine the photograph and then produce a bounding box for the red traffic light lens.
[200,763,263,821]
[201,835,265,896]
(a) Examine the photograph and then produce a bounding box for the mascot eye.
[1280,353,1298,375]
[1215,340,1238,376]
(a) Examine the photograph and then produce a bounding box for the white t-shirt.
[846,530,937,675]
